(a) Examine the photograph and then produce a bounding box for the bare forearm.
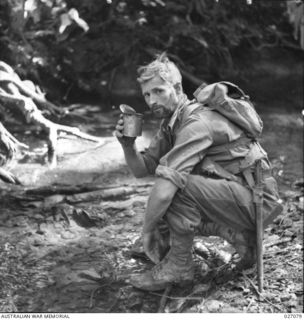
[143,193,171,233]
[122,144,149,177]
[143,178,178,233]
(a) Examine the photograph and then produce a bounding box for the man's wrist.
[122,144,135,151]
[121,137,136,148]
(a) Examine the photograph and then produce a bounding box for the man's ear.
[173,82,183,95]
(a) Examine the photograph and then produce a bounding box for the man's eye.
[155,89,163,94]
[144,93,150,98]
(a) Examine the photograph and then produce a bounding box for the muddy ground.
[0,107,303,313]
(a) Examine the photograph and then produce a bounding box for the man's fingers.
[146,250,160,264]
[114,116,124,139]
[116,123,124,130]
[143,231,161,264]
[145,243,160,264]
[114,130,123,138]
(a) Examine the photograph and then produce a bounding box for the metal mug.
[123,112,143,137]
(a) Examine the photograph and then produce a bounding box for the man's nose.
[148,93,158,106]
[147,93,157,107]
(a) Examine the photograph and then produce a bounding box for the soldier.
[114,53,282,291]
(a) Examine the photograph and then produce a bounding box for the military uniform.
[130,88,283,291]
[141,95,281,237]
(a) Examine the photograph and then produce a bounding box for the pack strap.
[242,168,256,189]
[219,81,249,100]
[210,140,268,176]
[240,160,271,194]
[206,135,252,155]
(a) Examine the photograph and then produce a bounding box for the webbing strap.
[207,135,252,155]
[242,168,256,189]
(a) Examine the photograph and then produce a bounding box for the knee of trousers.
[165,189,201,235]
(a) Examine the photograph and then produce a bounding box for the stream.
[4,106,303,189]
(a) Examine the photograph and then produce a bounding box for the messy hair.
[137,52,182,86]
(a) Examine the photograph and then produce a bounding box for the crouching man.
[114,53,283,291]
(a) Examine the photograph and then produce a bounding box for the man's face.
[141,75,180,119]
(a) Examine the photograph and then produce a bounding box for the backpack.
[193,81,263,139]
[191,81,269,187]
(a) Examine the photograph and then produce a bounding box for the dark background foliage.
[0,0,301,106]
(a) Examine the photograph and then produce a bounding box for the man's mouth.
[152,105,163,112]
[152,106,163,115]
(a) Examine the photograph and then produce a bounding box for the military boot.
[198,222,256,270]
[129,232,194,291]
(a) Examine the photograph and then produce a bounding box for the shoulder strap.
[206,135,252,155]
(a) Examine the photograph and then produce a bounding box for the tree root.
[0,60,102,170]
[0,120,28,184]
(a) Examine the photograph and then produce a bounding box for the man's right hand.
[143,230,162,264]
[114,114,136,147]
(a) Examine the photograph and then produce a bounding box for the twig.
[242,272,260,296]
[262,297,284,312]
[157,284,172,313]
[63,83,73,101]
[245,298,254,312]
[242,273,283,312]
[264,239,291,248]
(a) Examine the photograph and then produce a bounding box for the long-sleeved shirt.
[141,97,261,190]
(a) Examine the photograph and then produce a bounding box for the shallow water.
[3,108,303,191]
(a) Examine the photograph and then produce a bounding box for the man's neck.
[165,93,189,129]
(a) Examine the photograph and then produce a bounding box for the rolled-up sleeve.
[155,116,213,189]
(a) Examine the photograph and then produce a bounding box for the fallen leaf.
[204,299,224,312]
[192,283,211,295]
[78,268,102,282]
